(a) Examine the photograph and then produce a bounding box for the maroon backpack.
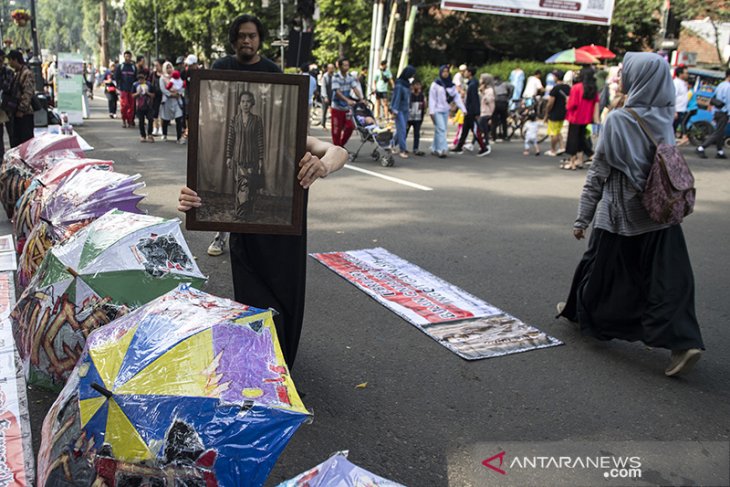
[626,108,696,225]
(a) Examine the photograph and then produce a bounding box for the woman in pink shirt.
[562,67,599,170]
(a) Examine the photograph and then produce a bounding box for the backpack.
[494,83,510,102]
[626,108,696,225]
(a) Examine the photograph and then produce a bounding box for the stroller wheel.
[381,155,395,167]
[371,149,379,161]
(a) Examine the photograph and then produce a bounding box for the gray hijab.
[595,52,675,190]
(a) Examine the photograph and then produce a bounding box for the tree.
[312,0,372,64]
[36,0,85,56]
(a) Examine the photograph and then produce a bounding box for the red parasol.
[577,44,616,60]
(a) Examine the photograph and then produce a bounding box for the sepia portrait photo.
[186,70,309,235]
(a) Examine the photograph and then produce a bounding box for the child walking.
[133,74,155,142]
[523,112,541,156]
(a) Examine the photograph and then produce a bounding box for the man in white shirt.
[522,70,543,107]
[673,65,690,145]
[453,64,467,98]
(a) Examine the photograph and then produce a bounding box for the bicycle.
[505,98,549,143]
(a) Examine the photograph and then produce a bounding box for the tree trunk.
[710,19,723,65]
[99,0,108,68]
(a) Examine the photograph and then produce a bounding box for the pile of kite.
[1,133,401,487]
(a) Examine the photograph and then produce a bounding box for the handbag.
[31,94,42,112]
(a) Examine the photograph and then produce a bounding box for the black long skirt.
[559,226,704,350]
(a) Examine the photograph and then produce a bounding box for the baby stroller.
[350,101,395,167]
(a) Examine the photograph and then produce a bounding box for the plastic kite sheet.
[311,248,563,360]
[16,167,144,288]
[0,273,35,486]
[37,284,309,487]
[278,452,404,487]
[11,210,206,391]
[0,133,85,219]
[13,160,115,255]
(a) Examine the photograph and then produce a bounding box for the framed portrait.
[186,69,309,235]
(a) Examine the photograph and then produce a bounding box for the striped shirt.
[575,155,670,236]
[331,71,360,111]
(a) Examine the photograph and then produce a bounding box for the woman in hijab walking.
[429,65,466,158]
[390,65,416,158]
[557,52,704,377]
[159,61,184,143]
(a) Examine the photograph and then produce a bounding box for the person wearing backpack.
[491,76,512,141]
[6,50,35,147]
[557,52,704,377]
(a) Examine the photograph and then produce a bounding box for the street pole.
[280,0,285,71]
[367,0,379,97]
[154,0,159,61]
[397,3,417,76]
[29,0,44,92]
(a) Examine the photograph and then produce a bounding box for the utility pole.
[154,0,159,61]
[28,0,44,91]
[100,0,108,68]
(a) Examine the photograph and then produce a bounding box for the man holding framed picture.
[178,14,348,369]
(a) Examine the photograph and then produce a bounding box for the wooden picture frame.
[185,69,309,235]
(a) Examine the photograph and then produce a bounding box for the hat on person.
[459,64,467,71]
[172,70,181,80]
[185,54,198,66]
[176,56,185,65]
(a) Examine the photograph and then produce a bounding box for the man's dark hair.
[338,57,349,66]
[725,68,730,79]
[534,69,542,76]
[124,50,132,56]
[466,66,477,76]
[136,55,145,63]
[228,14,266,46]
[7,50,24,64]
[380,60,387,66]
[239,90,256,106]
[674,66,687,77]
[554,69,565,81]
[300,62,310,73]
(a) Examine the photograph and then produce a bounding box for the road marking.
[344,164,434,191]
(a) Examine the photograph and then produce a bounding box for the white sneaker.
[464,143,474,152]
[207,234,226,256]
[161,135,167,141]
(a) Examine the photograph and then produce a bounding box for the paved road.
[22,95,730,486]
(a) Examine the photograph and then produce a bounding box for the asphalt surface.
[16,94,730,486]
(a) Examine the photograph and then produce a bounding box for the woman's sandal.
[559,163,575,170]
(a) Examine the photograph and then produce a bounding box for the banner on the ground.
[311,248,562,360]
[0,272,35,486]
[56,53,84,125]
[440,0,614,25]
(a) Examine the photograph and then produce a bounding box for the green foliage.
[36,0,85,55]
[415,61,577,88]
[312,0,372,64]
[410,7,606,66]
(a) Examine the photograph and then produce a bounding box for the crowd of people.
[305,60,606,164]
[101,52,199,144]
